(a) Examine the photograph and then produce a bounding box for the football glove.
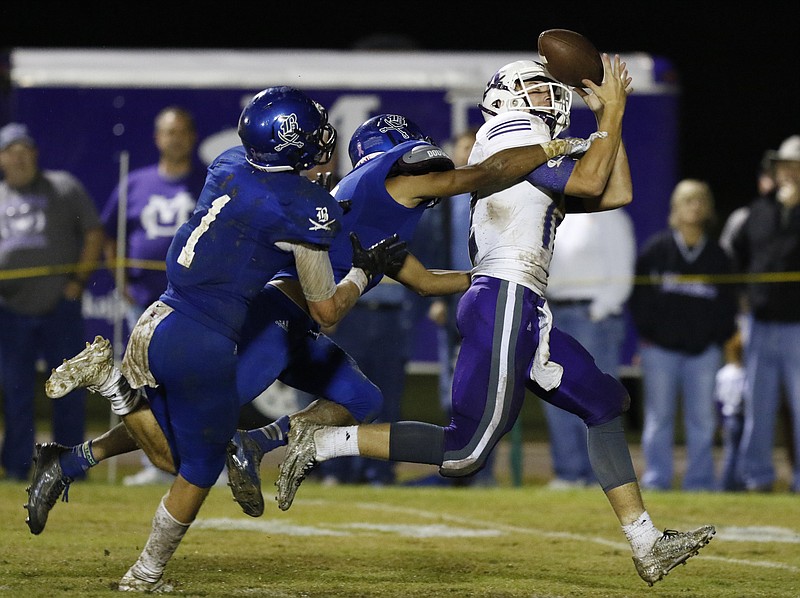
[350,232,408,282]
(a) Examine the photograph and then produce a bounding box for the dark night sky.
[2,2,798,221]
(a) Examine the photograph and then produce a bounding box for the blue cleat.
[226,431,265,517]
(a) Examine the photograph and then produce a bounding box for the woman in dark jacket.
[631,179,737,490]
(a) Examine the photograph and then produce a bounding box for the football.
[537,29,603,88]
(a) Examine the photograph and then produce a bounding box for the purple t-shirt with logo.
[101,163,206,307]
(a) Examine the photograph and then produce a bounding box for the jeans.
[738,318,800,492]
[720,414,744,491]
[542,303,625,483]
[0,299,87,480]
[639,343,721,490]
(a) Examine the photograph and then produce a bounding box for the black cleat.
[24,442,73,535]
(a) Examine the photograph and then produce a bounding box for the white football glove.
[542,131,608,158]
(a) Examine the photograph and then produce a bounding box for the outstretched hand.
[350,232,409,281]
[575,53,633,116]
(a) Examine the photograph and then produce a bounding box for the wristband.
[342,268,368,294]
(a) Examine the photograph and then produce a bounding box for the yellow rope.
[0,258,166,281]
[1,260,799,285]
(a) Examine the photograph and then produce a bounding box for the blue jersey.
[275,140,434,293]
[161,146,342,341]
[330,140,433,292]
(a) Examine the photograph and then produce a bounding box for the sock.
[94,369,142,416]
[126,498,190,584]
[315,426,360,461]
[250,415,290,454]
[622,511,662,558]
[59,441,97,478]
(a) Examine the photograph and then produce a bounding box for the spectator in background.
[0,122,104,480]
[543,207,636,489]
[719,150,775,257]
[101,106,204,486]
[714,330,746,491]
[631,179,738,491]
[718,147,793,482]
[730,134,800,493]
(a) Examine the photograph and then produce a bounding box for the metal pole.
[107,150,129,482]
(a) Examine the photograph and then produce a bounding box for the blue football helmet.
[348,114,431,169]
[479,60,572,137]
[238,86,336,172]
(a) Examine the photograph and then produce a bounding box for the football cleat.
[633,525,716,585]
[24,443,73,535]
[275,418,322,511]
[226,431,265,517]
[46,335,114,398]
[118,569,173,593]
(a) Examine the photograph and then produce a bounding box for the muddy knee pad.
[388,422,445,465]
[587,416,637,492]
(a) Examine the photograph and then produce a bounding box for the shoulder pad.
[392,144,454,175]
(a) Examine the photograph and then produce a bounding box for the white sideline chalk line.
[197,498,798,573]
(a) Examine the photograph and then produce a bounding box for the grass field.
[1,459,798,598]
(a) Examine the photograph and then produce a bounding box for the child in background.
[714,331,746,491]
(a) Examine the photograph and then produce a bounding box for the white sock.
[127,498,190,583]
[314,426,360,461]
[622,511,662,558]
[94,369,143,416]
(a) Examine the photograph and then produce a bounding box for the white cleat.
[633,525,716,585]
[118,569,173,593]
[275,418,322,511]
[45,335,114,398]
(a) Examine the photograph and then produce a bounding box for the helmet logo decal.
[274,113,305,152]
[378,115,411,139]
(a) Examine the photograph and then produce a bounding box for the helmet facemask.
[308,100,336,167]
[480,60,572,137]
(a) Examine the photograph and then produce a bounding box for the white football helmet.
[479,60,572,137]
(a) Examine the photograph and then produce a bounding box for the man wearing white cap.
[0,122,104,480]
[730,134,800,493]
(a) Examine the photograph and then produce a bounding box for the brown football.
[537,29,603,87]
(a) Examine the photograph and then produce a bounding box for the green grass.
[2,373,796,595]
[2,469,798,597]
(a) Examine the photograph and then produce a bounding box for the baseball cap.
[770,134,800,162]
[0,123,36,151]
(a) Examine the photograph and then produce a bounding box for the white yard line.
[197,498,799,574]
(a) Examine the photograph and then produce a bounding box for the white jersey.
[469,111,564,296]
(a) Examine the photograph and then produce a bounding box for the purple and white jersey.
[101,163,205,307]
[468,111,565,296]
